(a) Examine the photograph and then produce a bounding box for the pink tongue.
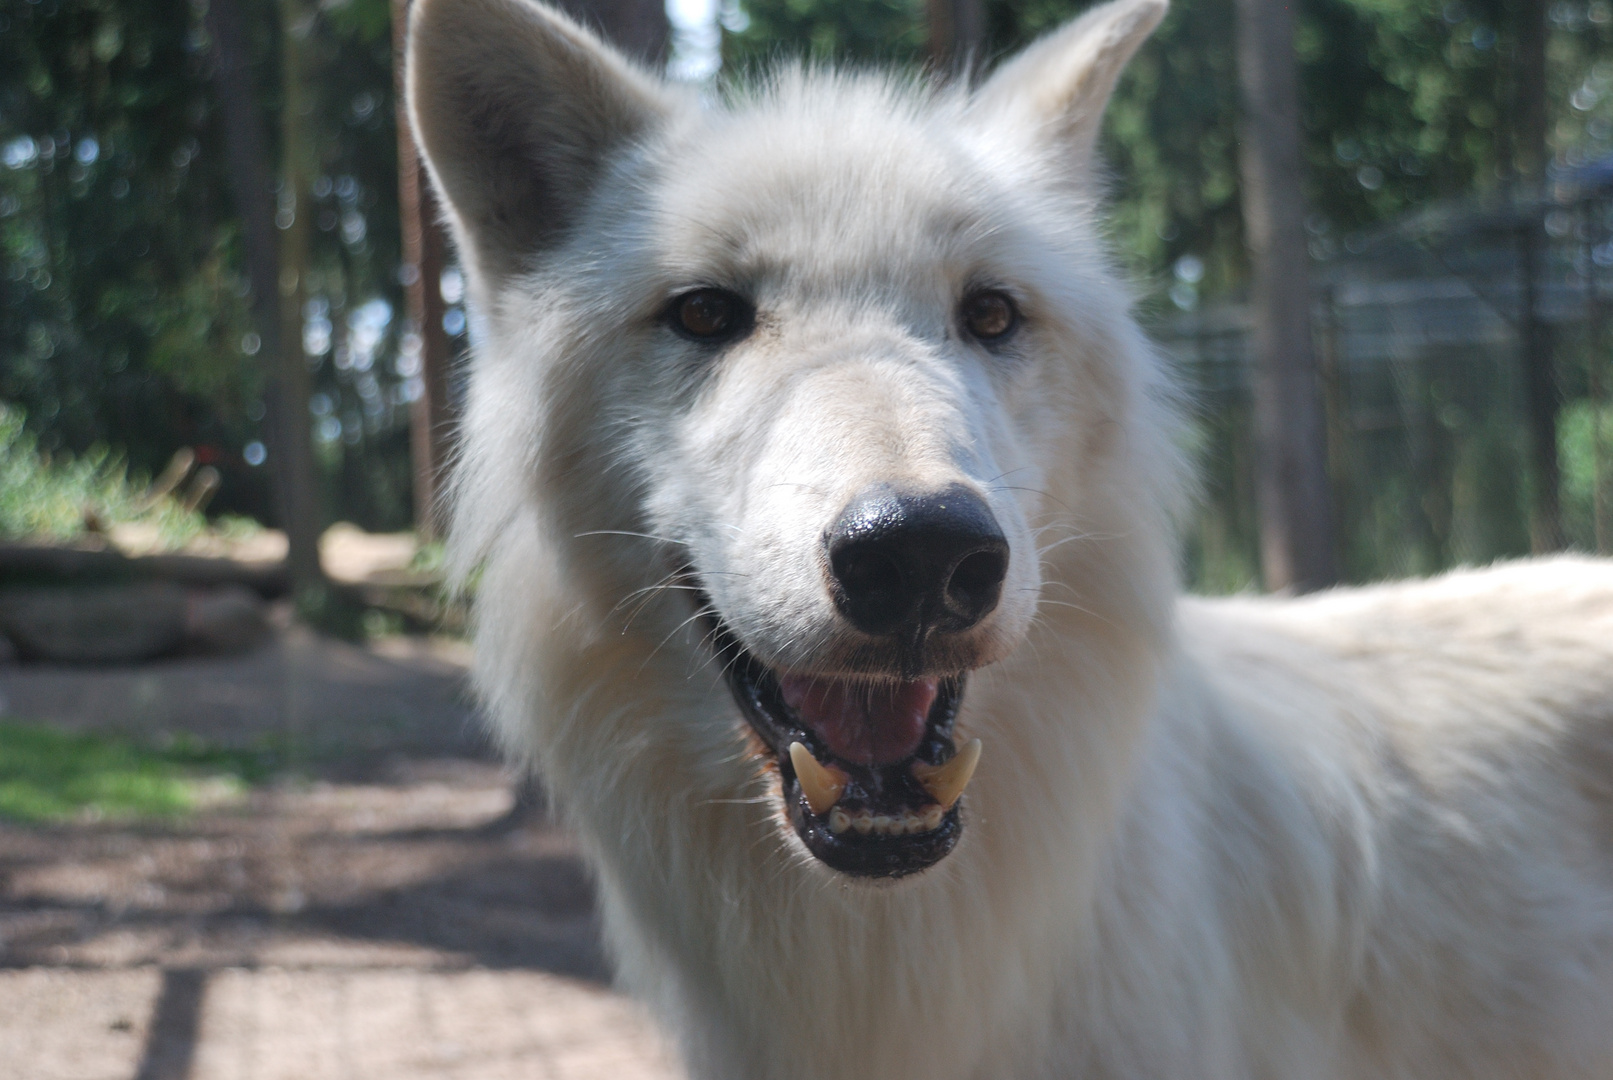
[778,675,938,767]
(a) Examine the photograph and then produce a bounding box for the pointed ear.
[406,0,673,280]
[971,0,1166,172]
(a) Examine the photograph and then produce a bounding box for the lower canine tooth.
[911,739,982,811]
[829,807,851,834]
[789,742,849,815]
[922,805,945,830]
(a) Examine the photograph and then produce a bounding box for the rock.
[0,583,188,663]
[0,583,272,663]
[184,585,269,655]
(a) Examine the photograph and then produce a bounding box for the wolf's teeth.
[911,739,982,811]
[789,742,849,815]
[827,804,946,838]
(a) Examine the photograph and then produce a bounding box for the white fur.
[407,1,1613,1075]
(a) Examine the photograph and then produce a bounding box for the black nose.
[826,484,1009,637]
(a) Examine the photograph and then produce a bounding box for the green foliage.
[0,401,258,546]
[1098,0,1581,293]
[1,0,418,532]
[1092,0,1244,296]
[722,0,927,66]
[1561,397,1613,548]
[1126,0,1613,295]
[0,0,263,477]
[1296,0,1512,236]
[724,0,1613,299]
[408,537,446,575]
[0,720,281,823]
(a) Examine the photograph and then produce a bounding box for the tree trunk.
[279,0,321,585]
[1234,0,1338,592]
[392,0,454,540]
[1514,0,1563,552]
[207,0,324,595]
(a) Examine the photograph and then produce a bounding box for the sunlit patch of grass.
[0,402,260,549]
[0,721,283,824]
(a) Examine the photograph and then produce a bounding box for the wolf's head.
[410,0,1182,880]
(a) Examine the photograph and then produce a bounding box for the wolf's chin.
[701,605,980,879]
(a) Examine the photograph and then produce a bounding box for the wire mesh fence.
[1154,183,1613,593]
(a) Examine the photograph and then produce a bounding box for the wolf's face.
[411,0,1169,878]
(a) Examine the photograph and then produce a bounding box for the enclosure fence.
[1154,185,1613,592]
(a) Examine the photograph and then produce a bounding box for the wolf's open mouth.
[704,617,979,878]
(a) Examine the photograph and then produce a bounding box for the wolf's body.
[406,0,1613,1075]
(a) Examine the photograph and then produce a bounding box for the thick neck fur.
[465,439,1276,1080]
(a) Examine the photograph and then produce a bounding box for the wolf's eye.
[670,289,751,341]
[961,290,1019,343]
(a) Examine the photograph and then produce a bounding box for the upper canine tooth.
[789,742,848,815]
[911,739,982,810]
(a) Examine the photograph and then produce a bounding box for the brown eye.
[671,288,751,341]
[961,290,1018,342]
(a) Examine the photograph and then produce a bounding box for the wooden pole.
[207,0,324,595]
[279,0,322,580]
[392,0,454,540]
[1513,0,1564,552]
[1235,0,1338,592]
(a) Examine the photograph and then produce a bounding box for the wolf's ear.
[971,0,1166,173]
[406,0,672,280]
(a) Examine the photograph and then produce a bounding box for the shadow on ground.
[0,623,678,1079]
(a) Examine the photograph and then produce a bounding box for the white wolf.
[406,0,1613,1075]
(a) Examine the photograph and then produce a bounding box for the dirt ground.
[0,619,683,1080]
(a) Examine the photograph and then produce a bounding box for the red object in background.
[194,444,221,465]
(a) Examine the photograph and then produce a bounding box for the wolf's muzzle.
[825,484,1009,639]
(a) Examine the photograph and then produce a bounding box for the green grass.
[0,402,259,548]
[0,721,283,823]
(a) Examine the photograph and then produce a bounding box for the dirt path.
[0,624,683,1080]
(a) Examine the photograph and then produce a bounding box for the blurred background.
[2,0,1610,595]
[0,0,1608,1074]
